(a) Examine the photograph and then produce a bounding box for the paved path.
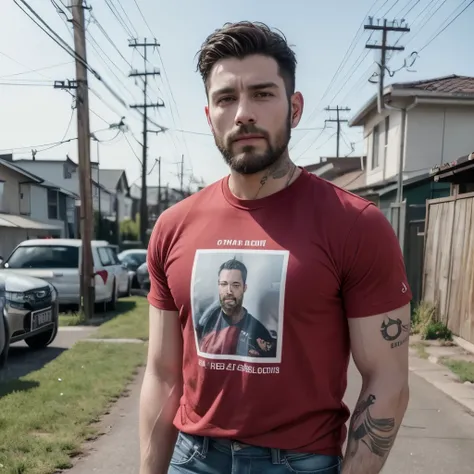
[68,356,474,474]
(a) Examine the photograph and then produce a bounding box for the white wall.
[29,185,66,236]
[364,109,403,186]
[0,166,21,214]
[361,103,474,185]
[405,105,474,176]
[15,161,80,194]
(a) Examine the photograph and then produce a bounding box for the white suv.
[0,239,130,309]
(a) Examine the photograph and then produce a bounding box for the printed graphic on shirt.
[190,249,289,364]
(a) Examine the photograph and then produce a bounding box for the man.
[197,258,277,357]
[140,21,411,474]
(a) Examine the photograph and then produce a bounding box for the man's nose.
[235,97,256,126]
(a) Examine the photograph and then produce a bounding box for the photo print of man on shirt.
[191,250,287,362]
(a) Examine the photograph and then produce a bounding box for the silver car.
[0,271,59,364]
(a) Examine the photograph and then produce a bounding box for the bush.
[412,301,452,341]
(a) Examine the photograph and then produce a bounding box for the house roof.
[330,170,366,191]
[0,157,43,183]
[349,74,474,127]
[99,169,129,193]
[431,152,474,182]
[304,157,365,175]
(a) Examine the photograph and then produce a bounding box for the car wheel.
[25,324,58,350]
[0,318,9,370]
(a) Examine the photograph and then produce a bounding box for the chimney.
[0,153,13,162]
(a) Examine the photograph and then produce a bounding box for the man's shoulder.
[305,172,374,225]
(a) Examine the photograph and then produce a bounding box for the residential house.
[347,75,474,305]
[0,155,78,258]
[97,169,132,222]
[304,156,366,192]
[13,157,115,219]
[422,152,474,344]
[146,186,191,228]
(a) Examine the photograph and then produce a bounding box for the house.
[98,169,132,222]
[0,155,78,258]
[304,156,366,191]
[422,152,474,344]
[146,186,191,228]
[348,74,474,188]
[13,157,115,219]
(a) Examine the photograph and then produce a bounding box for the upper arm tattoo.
[380,316,410,349]
[348,394,396,458]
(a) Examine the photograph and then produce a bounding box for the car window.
[106,247,120,265]
[97,247,112,266]
[127,252,147,265]
[6,245,79,269]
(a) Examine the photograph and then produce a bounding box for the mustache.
[228,124,269,142]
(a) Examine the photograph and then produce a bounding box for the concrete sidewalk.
[68,354,474,474]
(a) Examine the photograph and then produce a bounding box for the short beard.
[214,111,292,175]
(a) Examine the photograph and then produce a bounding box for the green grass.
[441,359,474,383]
[92,296,149,341]
[0,341,146,474]
[58,313,85,327]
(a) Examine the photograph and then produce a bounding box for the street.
[68,357,474,474]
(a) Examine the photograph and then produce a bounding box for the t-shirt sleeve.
[147,215,178,312]
[341,203,412,319]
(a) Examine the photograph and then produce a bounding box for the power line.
[419,0,474,52]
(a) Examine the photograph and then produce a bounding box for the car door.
[106,246,129,294]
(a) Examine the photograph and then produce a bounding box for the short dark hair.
[196,21,297,97]
[218,258,248,284]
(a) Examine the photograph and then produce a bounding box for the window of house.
[384,116,390,165]
[47,189,59,219]
[372,124,380,169]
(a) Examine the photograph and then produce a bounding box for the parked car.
[0,270,59,364]
[117,249,147,288]
[0,280,7,369]
[0,239,130,309]
[136,262,150,291]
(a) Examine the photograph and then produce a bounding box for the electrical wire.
[419,0,474,52]
[0,61,73,79]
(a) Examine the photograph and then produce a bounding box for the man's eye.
[255,92,272,98]
[218,96,235,104]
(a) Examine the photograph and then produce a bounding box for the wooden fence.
[423,192,474,344]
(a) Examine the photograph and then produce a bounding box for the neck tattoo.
[254,163,297,199]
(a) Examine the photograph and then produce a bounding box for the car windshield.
[6,245,79,269]
[119,252,147,266]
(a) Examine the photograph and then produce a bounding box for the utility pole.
[156,157,161,216]
[71,0,94,320]
[180,154,184,193]
[129,38,165,245]
[324,106,351,157]
[364,18,410,113]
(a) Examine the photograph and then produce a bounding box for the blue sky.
[1,0,473,190]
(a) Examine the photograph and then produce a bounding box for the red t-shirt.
[147,168,412,457]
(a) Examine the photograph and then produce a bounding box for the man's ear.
[205,106,214,132]
[290,92,304,128]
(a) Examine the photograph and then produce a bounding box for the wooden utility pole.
[129,39,164,245]
[364,18,410,113]
[71,0,94,320]
[156,157,161,216]
[324,106,351,157]
[179,154,184,193]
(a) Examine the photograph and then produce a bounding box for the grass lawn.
[442,359,474,383]
[92,296,149,341]
[0,341,146,474]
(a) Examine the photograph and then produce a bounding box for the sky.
[1,0,473,191]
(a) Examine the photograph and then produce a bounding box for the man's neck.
[228,155,301,200]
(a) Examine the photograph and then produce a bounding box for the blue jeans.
[168,432,342,474]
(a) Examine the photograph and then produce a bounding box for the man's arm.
[139,305,183,474]
[341,303,410,474]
